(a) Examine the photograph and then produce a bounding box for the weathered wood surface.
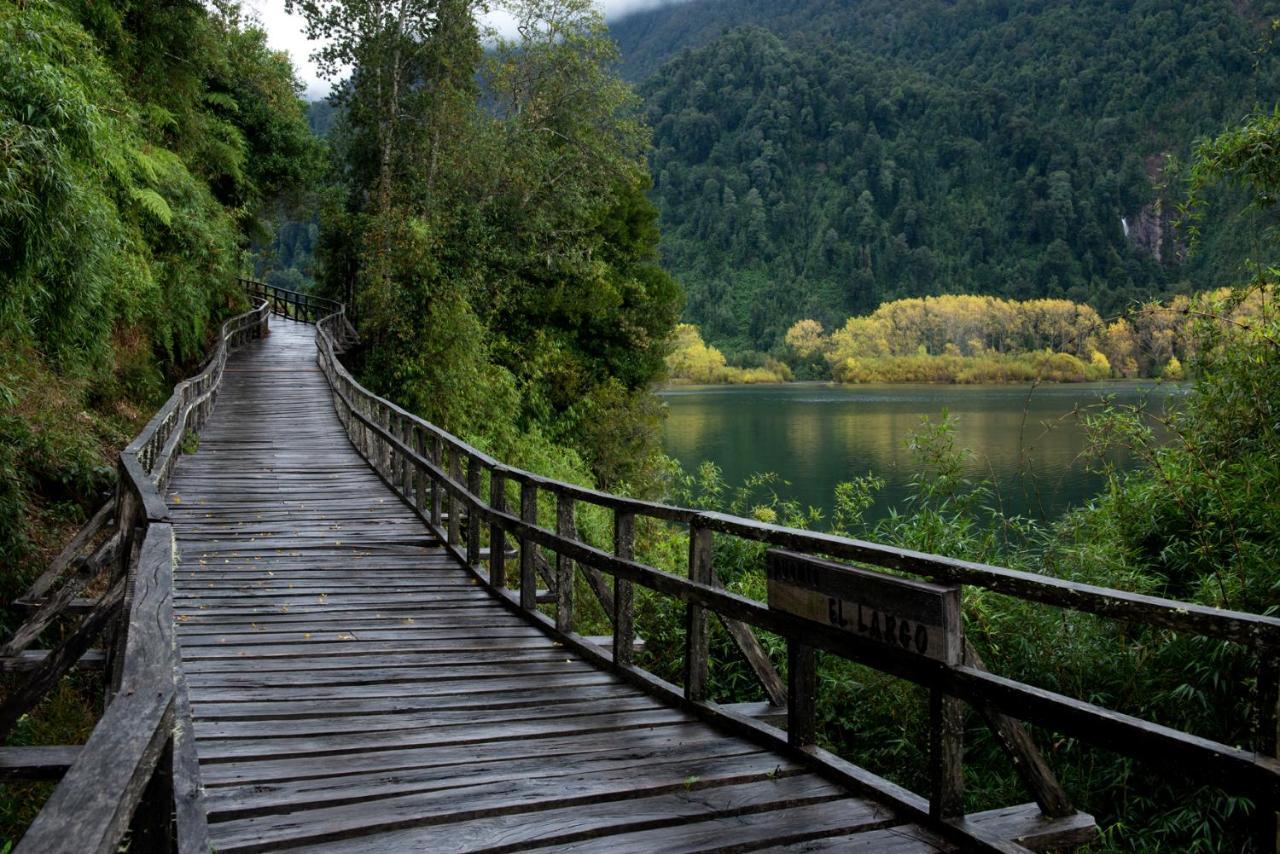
[0,579,125,741]
[16,525,178,854]
[0,745,81,781]
[164,319,943,853]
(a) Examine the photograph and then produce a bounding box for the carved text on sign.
[766,550,962,665]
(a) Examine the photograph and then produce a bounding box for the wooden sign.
[766,549,962,664]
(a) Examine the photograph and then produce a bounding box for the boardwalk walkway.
[166,319,948,852]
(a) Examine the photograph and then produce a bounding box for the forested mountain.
[609,1,1280,353]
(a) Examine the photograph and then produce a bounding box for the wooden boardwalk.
[166,319,948,852]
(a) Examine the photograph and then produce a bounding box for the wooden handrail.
[313,303,1280,647]
[10,291,269,853]
[310,294,1280,850]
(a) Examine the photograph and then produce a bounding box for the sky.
[245,0,684,100]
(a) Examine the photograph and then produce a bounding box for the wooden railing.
[241,277,344,326]
[312,295,1280,853]
[3,294,270,853]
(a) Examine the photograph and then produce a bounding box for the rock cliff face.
[1123,153,1184,264]
[1125,202,1166,263]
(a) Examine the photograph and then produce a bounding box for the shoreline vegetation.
[664,291,1269,385]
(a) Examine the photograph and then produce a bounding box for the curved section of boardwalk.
[167,319,946,852]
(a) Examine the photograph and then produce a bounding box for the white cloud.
[243,0,332,99]
[246,0,689,101]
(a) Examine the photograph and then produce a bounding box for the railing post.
[358,396,369,460]
[378,409,391,478]
[430,436,443,528]
[1257,650,1279,853]
[685,524,712,702]
[398,417,413,498]
[787,640,816,747]
[612,511,636,670]
[555,493,575,632]
[391,414,401,494]
[127,738,174,853]
[490,470,507,588]
[448,451,462,548]
[357,397,369,458]
[929,688,966,820]
[519,481,538,611]
[413,427,428,517]
[114,462,137,583]
[386,413,398,489]
[466,458,482,568]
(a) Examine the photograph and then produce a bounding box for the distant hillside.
[610,0,1280,353]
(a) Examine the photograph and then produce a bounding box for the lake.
[659,382,1184,522]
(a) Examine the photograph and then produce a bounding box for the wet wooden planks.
[167,319,946,852]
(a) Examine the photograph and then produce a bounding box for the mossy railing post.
[555,494,575,632]
[787,640,816,748]
[466,458,483,568]
[519,481,538,611]
[685,523,713,702]
[448,451,462,548]
[930,688,966,820]
[612,511,636,670]
[490,470,507,588]
[430,436,444,528]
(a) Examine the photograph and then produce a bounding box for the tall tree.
[298,0,681,488]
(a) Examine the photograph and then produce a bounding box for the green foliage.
[0,0,320,597]
[828,350,1108,384]
[1186,106,1280,242]
[612,2,1280,352]
[641,344,1274,849]
[665,323,791,384]
[308,0,683,490]
[129,186,173,226]
[627,113,1280,839]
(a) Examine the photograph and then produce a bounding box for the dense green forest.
[608,0,1280,354]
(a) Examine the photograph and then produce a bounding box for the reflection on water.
[659,382,1183,521]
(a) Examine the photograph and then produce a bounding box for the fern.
[129,147,161,185]
[140,103,176,133]
[202,91,239,113]
[129,186,172,226]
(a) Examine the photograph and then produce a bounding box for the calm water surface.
[659,382,1184,522]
